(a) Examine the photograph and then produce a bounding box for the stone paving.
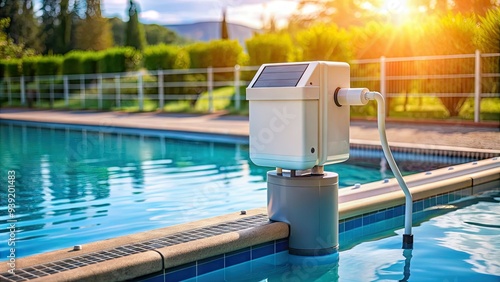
[0,108,499,151]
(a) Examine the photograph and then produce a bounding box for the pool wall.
[0,158,498,282]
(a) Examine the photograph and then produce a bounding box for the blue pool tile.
[339,221,345,233]
[430,196,437,207]
[436,194,446,205]
[394,205,404,217]
[384,208,394,219]
[198,255,224,275]
[413,201,424,212]
[140,273,164,282]
[374,211,385,222]
[225,249,251,267]
[276,239,288,252]
[165,262,196,282]
[252,242,275,259]
[424,198,431,209]
[345,216,362,231]
[363,212,376,225]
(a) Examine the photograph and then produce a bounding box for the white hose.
[366,91,413,236]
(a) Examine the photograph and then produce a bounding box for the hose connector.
[334,88,369,106]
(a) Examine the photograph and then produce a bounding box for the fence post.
[234,65,241,111]
[474,50,481,123]
[115,75,121,108]
[138,72,144,111]
[158,70,164,110]
[98,74,103,110]
[7,78,12,106]
[63,75,69,107]
[35,76,40,106]
[80,75,85,108]
[50,76,54,108]
[207,66,214,113]
[20,76,26,105]
[380,56,388,117]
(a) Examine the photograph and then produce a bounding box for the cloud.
[140,10,161,21]
[102,0,299,28]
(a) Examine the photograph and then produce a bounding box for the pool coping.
[1,158,499,281]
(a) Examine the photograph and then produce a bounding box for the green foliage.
[3,60,22,77]
[74,16,113,51]
[143,44,189,70]
[144,24,179,45]
[36,56,63,76]
[188,40,243,68]
[246,33,294,65]
[22,57,41,77]
[109,17,125,46]
[62,51,84,75]
[0,18,37,60]
[422,13,478,55]
[98,47,142,73]
[81,52,103,74]
[477,7,500,53]
[296,23,352,61]
[125,0,146,51]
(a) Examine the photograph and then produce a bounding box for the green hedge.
[63,51,84,75]
[22,57,40,77]
[98,47,142,73]
[81,52,102,74]
[36,56,63,76]
[188,40,243,68]
[143,44,189,70]
[246,33,294,65]
[4,60,21,77]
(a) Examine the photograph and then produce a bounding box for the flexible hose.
[366,91,413,236]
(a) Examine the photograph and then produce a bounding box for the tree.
[40,0,59,54]
[0,18,36,60]
[478,7,500,53]
[125,0,146,50]
[221,8,229,40]
[0,0,42,53]
[56,0,72,54]
[74,0,113,51]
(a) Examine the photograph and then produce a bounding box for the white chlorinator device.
[246,61,413,256]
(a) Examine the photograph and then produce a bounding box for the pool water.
[187,191,500,282]
[0,121,477,259]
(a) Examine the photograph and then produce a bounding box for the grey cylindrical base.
[267,171,339,256]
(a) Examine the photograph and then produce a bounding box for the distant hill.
[165,22,258,46]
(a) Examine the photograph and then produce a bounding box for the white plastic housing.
[246,61,351,170]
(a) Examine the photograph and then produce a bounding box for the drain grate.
[0,214,269,282]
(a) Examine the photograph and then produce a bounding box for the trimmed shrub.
[98,47,142,73]
[246,33,294,65]
[188,40,243,68]
[36,56,63,76]
[143,44,189,70]
[22,57,41,78]
[4,60,22,77]
[81,52,102,74]
[63,51,85,75]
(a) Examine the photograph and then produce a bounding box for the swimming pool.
[0,120,479,259]
[159,190,500,282]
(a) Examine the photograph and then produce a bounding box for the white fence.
[1,51,498,122]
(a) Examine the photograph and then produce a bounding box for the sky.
[101,0,301,28]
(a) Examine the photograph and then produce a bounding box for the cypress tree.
[221,8,229,40]
[125,0,146,51]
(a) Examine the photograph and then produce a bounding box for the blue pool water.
[0,121,478,259]
[182,191,500,281]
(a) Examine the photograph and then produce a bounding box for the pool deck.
[0,108,499,150]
